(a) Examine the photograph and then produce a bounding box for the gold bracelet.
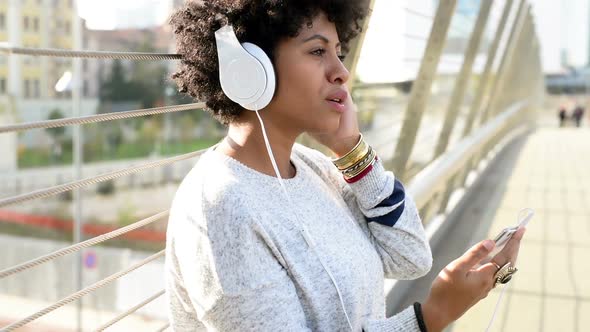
[344,155,376,180]
[343,147,376,179]
[349,155,377,180]
[332,134,368,170]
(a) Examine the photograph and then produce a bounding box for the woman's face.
[266,12,351,136]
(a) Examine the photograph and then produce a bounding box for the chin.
[308,118,341,134]
[300,106,342,133]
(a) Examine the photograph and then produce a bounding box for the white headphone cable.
[254,109,355,332]
[484,209,531,331]
[484,277,511,332]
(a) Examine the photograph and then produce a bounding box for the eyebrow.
[302,34,341,48]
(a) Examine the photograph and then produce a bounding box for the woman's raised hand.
[421,227,526,332]
[310,88,361,157]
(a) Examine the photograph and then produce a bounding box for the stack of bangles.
[331,134,377,183]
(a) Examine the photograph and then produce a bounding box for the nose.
[328,55,350,85]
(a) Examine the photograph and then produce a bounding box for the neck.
[218,111,299,179]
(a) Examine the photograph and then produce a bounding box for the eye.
[338,55,346,62]
[311,48,326,56]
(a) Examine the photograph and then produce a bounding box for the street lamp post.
[72,1,84,331]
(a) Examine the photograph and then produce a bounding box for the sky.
[529,0,588,72]
[77,0,172,30]
[76,0,590,78]
[355,0,408,82]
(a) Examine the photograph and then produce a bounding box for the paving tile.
[520,225,543,244]
[510,243,543,294]
[543,297,576,332]
[526,193,545,210]
[563,192,585,211]
[545,213,569,243]
[544,244,576,297]
[501,293,542,331]
[568,215,590,246]
[579,301,590,330]
[450,289,508,332]
[545,192,566,208]
[499,194,528,210]
[571,247,590,297]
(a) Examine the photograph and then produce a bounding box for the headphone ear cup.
[240,42,276,111]
[214,25,276,111]
[215,25,268,109]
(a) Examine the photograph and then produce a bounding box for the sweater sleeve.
[364,306,424,332]
[297,145,432,280]
[346,159,433,280]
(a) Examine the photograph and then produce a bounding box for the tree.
[46,108,66,160]
[129,36,167,109]
[99,56,168,109]
[100,59,143,102]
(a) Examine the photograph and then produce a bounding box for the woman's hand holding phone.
[421,212,529,332]
[485,208,533,262]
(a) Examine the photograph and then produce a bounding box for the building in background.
[83,25,172,104]
[0,0,78,100]
[0,0,99,169]
[528,0,588,73]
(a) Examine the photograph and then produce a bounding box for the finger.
[492,227,526,266]
[449,240,495,273]
[513,226,526,241]
[474,263,498,293]
[462,263,497,300]
[474,262,499,280]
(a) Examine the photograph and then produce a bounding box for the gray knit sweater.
[164,143,433,331]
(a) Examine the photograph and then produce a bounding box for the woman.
[164,1,525,331]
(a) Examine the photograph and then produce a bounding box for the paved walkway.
[393,118,590,331]
[451,126,590,331]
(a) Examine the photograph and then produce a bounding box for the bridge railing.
[0,0,543,330]
[350,0,542,221]
[353,0,544,308]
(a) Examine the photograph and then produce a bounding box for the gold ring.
[491,261,501,271]
[494,262,518,287]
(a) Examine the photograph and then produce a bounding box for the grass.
[18,138,221,169]
[159,138,221,156]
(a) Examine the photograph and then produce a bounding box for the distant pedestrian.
[558,105,567,127]
[573,105,585,127]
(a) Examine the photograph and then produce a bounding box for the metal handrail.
[408,100,528,210]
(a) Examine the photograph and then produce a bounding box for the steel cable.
[1,250,165,331]
[0,103,205,134]
[0,43,182,60]
[93,290,166,332]
[0,150,206,208]
[0,210,169,279]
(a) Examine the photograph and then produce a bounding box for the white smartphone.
[486,208,534,259]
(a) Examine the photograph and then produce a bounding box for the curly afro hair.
[169,0,369,125]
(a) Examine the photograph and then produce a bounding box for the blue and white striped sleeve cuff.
[365,179,405,227]
[347,159,406,227]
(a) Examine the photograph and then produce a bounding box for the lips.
[326,90,348,105]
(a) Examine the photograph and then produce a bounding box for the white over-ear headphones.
[214,25,276,111]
